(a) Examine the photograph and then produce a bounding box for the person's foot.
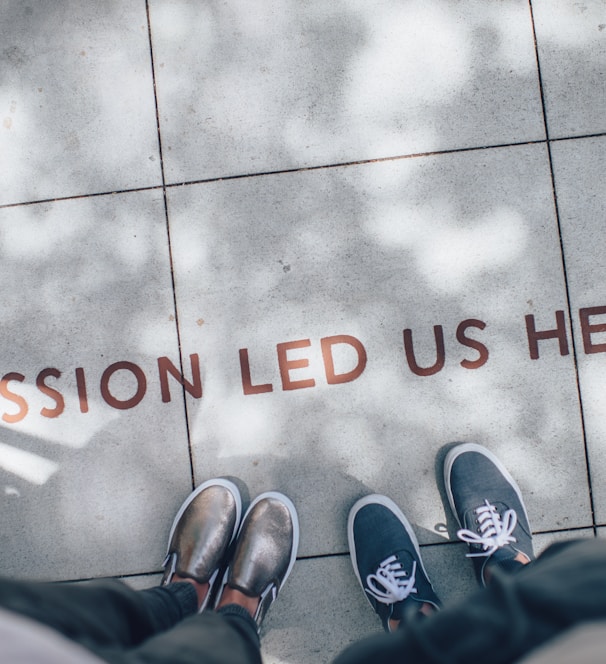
[348,494,441,633]
[215,492,299,629]
[162,478,242,611]
[444,443,534,586]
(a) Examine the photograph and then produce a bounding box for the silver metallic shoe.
[162,478,242,611]
[216,491,299,628]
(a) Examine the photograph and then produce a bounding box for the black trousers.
[4,539,606,663]
[0,578,261,664]
[335,538,606,664]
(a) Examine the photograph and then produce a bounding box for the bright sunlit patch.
[150,1,214,43]
[575,367,606,426]
[489,3,539,72]
[112,222,152,271]
[417,208,527,292]
[368,201,528,294]
[320,416,381,485]
[135,316,181,357]
[194,394,285,461]
[1,206,81,259]
[368,202,430,248]
[0,381,118,449]
[0,442,58,485]
[348,4,470,115]
[534,3,603,48]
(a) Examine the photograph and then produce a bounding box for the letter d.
[321,335,367,385]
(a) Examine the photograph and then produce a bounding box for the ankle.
[217,586,259,618]
[172,575,209,611]
[514,551,531,565]
[485,551,531,583]
[388,602,436,631]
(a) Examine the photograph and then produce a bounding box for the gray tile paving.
[533,0,606,138]
[0,2,161,206]
[150,0,544,183]
[0,1,604,662]
[551,135,606,524]
[120,573,163,591]
[169,143,591,559]
[0,191,192,580]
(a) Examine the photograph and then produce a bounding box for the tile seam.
[3,135,606,211]
[161,139,548,188]
[0,141,552,210]
[296,525,601,561]
[145,0,196,491]
[64,524,602,582]
[528,0,597,534]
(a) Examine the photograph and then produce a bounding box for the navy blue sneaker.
[348,495,441,632]
[444,443,534,586]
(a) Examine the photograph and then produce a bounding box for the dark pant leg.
[124,605,262,664]
[0,578,197,653]
[334,539,606,664]
[0,577,261,664]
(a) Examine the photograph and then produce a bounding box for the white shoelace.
[365,555,418,605]
[457,499,518,558]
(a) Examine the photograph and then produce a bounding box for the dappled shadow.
[149,0,545,182]
[0,2,162,206]
[168,140,591,554]
[0,189,194,580]
[0,2,604,663]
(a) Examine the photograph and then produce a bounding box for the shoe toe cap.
[171,486,239,581]
[229,496,297,596]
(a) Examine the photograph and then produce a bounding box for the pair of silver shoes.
[161,479,299,628]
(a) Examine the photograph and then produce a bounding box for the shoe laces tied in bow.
[457,499,518,558]
[365,555,418,605]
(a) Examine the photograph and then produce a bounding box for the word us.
[1,307,605,424]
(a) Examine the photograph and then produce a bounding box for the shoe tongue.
[389,594,422,623]
[493,557,525,575]
[489,545,517,562]
[487,547,527,577]
[390,600,407,622]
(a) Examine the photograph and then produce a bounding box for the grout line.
[63,522,603,583]
[2,134,606,211]
[550,132,606,144]
[528,0,551,144]
[532,525,598,536]
[297,552,351,562]
[59,570,163,585]
[0,185,165,210]
[118,570,163,580]
[145,0,196,492]
[161,139,549,189]
[528,0,597,535]
[421,523,599,546]
[298,524,600,561]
